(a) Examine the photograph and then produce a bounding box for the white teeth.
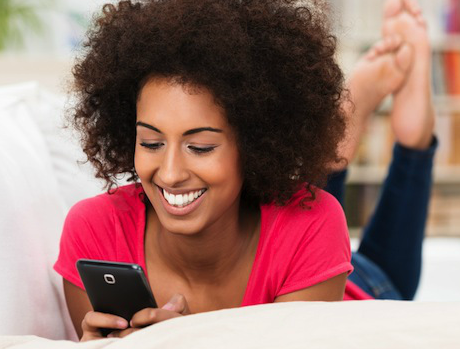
[162,189,205,207]
[169,193,176,205]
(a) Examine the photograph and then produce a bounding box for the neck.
[147,201,260,285]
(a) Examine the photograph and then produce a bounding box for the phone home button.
[104,274,116,284]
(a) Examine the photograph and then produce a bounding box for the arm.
[274,272,348,302]
[63,279,90,339]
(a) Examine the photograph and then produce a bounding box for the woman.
[54,0,436,341]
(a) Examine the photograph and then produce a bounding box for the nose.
[157,145,190,187]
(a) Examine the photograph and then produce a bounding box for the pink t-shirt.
[54,184,372,303]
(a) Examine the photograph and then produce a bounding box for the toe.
[366,50,377,61]
[394,43,413,74]
[368,35,402,61]
[403,0,422,16]
[383,0,403,19]
[374,40,387,54]
[416,15,427,28]
[382,18,398,40]
[386,34,403,51]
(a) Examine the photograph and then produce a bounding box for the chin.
[159,218,205,236]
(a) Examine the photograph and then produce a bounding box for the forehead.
[136,78,228,131]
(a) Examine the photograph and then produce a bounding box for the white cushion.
[0,301,459,348]
[0,83,81,339]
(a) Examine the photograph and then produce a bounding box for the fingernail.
[107,333,114,338]
[162,303,175,311]
[117,319,128,328]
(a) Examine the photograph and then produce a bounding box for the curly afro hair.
[71,0,346,206]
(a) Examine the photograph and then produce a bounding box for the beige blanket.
[1,301,459,348]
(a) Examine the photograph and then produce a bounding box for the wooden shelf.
[347,165,460,185]
[339,34,460,52]
[373,95,460,114]
[431,34,460,51]
[433,95,460,114]
[348,226,460,238]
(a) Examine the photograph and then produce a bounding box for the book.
[446,0,460,33]
[432,51,447,96]
[443,51,460,95]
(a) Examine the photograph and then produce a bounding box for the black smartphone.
[76,259,158,336]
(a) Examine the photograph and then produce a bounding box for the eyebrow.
[136,122,162,133]
[136,122,223,136]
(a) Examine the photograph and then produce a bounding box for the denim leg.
[349,252,402,299]
[325,169,348,208]
[357,137,438,300]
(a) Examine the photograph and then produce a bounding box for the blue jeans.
[326,138,437,300]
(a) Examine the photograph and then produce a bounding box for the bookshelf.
[329,0,460,237]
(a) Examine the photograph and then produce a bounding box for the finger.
[130,307,183,327]
[82,311,128,332]
[81,332,103,342]
[162,293,191,315]
[107,328,140,338]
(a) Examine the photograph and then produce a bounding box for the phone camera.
[104,274,116,284]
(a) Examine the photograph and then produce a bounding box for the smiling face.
[135,78,244,235]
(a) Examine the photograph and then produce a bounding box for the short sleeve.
[53,196,115,289]
[276,190,353,297]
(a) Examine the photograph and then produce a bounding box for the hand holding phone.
[80,310,131,340]
[106,293,191,338]
[76,259,158,337]
[76,259,191,339]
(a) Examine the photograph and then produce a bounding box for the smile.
[161,188,207,207]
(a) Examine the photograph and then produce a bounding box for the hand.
[107,293,191,339]
[80,311,128,341]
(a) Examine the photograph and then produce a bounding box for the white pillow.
[0,83,77,340]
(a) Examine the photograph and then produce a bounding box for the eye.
[140,142,163,150]
[188,145,216,154]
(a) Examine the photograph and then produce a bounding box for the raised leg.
[356,0,436,300]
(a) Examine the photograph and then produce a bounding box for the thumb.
[161,293,190,315]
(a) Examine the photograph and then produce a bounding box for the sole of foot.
[383,0,435,150]
[334,35,412,169]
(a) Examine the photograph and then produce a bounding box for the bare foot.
[334,35,412,170]
[383,0,435,149]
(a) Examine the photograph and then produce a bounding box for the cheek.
[134,147,152,180]
[212,148,243,190]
